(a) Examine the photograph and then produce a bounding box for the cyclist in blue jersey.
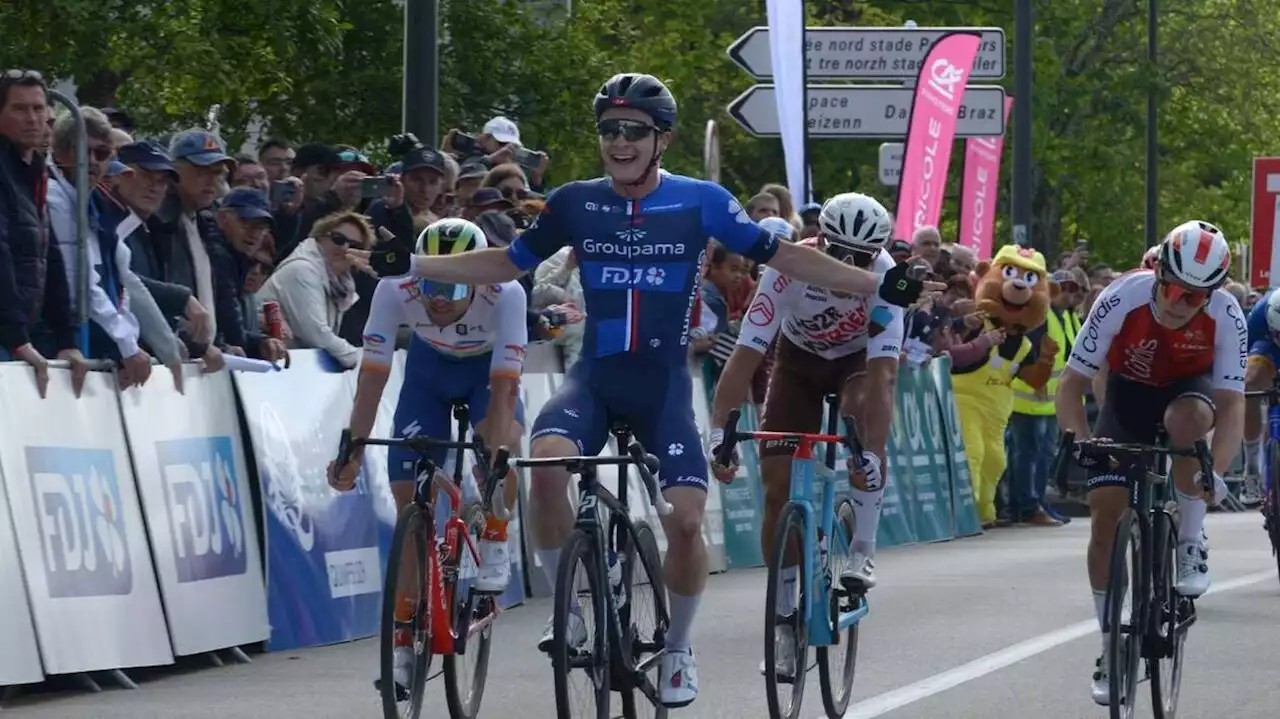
[1244,289,1280,489]
[353,72,939,708]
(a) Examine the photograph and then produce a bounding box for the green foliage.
[4,0,1279,275]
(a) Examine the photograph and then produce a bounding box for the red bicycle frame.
[735,430,845,461]
[425,472,499,655]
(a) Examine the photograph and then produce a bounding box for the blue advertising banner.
[234,351,394,651]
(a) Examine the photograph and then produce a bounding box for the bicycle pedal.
[838,575,870,595]
[373,677,411,702]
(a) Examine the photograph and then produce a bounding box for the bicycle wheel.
[1107,508,1143,719]
[444,506,495,719]
[552,529,610,719]
[764,503,809,719]
[1267,440,1280,585]
[817,499,860,718]
[619,521,670,719]
[379,503,433,719]
[1149,511,1185,719]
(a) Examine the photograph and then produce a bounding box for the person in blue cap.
[206,187,278,340]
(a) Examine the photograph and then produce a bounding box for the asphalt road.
[5,512,1278,719]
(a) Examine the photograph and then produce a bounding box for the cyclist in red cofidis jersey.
[1055,220,1246,706]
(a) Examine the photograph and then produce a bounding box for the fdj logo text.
[157,437,247,582]
[27,447,133,598]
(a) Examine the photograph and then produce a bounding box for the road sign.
[728,85,1007,139]
[879,143,904,186]
[1250,157,1280,287]
[727,26,1006,81]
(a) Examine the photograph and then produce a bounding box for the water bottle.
[607,551,627,609]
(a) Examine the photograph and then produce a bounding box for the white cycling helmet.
[818,192,893,251]
[1266,290,1280,337]
[415,217,488,256]
[1157,220,1231,290]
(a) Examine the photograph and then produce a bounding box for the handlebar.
[336,429,511,517]
[716,407,866,466]
[1051,429,1214,496]
[490,441,673,517]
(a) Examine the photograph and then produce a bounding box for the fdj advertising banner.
[0,366,172,675]
[929,358,983,537]
[235,351,391,651]
[119,367,269,656]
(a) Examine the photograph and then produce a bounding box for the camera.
[358,175,396,199]
[270,180,297,204]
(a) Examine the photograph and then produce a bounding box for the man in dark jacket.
[0,69,87,396]
[202,187,285,361]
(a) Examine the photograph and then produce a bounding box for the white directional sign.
[727,26,1006,80]
[728,85,1007,139]
[879,143,904,186]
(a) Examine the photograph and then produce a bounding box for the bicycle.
[335,400,509,719]
[1243,381,1280,584]
[1051,430,1214,719]
[715,395,870,719]
[490,422,673,719]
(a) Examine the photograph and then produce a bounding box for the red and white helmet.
[1140,245,1160,270]
[1157,220,1230,289]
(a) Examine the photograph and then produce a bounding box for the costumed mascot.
[950,245,1059,527]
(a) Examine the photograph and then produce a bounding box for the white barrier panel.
[0,443,42,685]
[518,372,727,598]
[0,365,172,674]
[119,366,270,656]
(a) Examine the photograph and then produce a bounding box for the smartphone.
[450,132,479,156]
[513,147,542,171]
[358,175,395,199]
[270,180,296,204]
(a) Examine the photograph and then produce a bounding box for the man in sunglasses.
[1055,220,1245,706]
[707,192,904,681]
[355,73,939,708]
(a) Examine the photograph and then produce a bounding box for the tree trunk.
[77,69,127,109]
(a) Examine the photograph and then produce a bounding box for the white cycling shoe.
[659,648,699,708]
[1091,654,1111,706]
[840,553,877,589]
[473,538,510,595]
[536,612,588,654]
[1175,540,1211,597]
[392,645,415,696]
[758,622,798,682]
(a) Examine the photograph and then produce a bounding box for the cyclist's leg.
[1243,352,1274,479]
[466,360,529,593]
[527,361,608,586]
[757,339,828,601]
[838,350,888,577]
[1162,373,1217,596]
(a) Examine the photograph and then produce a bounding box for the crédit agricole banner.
[894,32,982,242]
[958,96,1014,260]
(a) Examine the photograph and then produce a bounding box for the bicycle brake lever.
[337,429,353,467]
[627,442,673,516]
[716,409,741,467]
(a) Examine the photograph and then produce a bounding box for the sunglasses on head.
[597,118,657,142]
[2,69,44,83]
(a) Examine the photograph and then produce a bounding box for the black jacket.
[0,136,76,353]
[201,215,269,358]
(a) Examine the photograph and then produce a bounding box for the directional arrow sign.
[728,85,1007,139]
[727,26,1006,80]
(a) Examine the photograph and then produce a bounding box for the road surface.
[5,512,1278,718]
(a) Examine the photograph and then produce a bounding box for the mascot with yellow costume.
[950,245,1058,528]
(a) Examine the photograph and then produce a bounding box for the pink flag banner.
[893,32,982,242]
[958,97,1014,260]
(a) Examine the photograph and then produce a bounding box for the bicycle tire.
[379,503,433,719]
[552,529,610,719]
[817,499,860,718]
[1149,510,1185,719]
[1107,508,1143,719]
[764,503,810,719]
[443,506,495,719]
[619,521,670,719]
[1268,440,1280,585]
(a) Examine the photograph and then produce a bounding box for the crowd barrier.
[0,350,981,688]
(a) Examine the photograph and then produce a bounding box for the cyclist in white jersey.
[327,218,527,693]
[708,193,904,681]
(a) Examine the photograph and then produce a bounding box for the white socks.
[666,592,701,652]
[851,487,884,557]
[776,566,798,616]
[1176,490,1207,545]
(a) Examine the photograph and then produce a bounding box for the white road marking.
[839,569,1275,719]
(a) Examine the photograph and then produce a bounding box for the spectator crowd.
[1,67,1259,534]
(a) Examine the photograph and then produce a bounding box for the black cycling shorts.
[1085,372,1216,491]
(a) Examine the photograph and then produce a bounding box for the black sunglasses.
[327,231,359,247]
[823,240,878,268]
[597,118,657,142]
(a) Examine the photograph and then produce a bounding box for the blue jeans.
[1007,413,1058,520]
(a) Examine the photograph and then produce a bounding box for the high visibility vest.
[1063,308,1081,345]
[952,324,1034,424]
[1011,309,1068,416]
